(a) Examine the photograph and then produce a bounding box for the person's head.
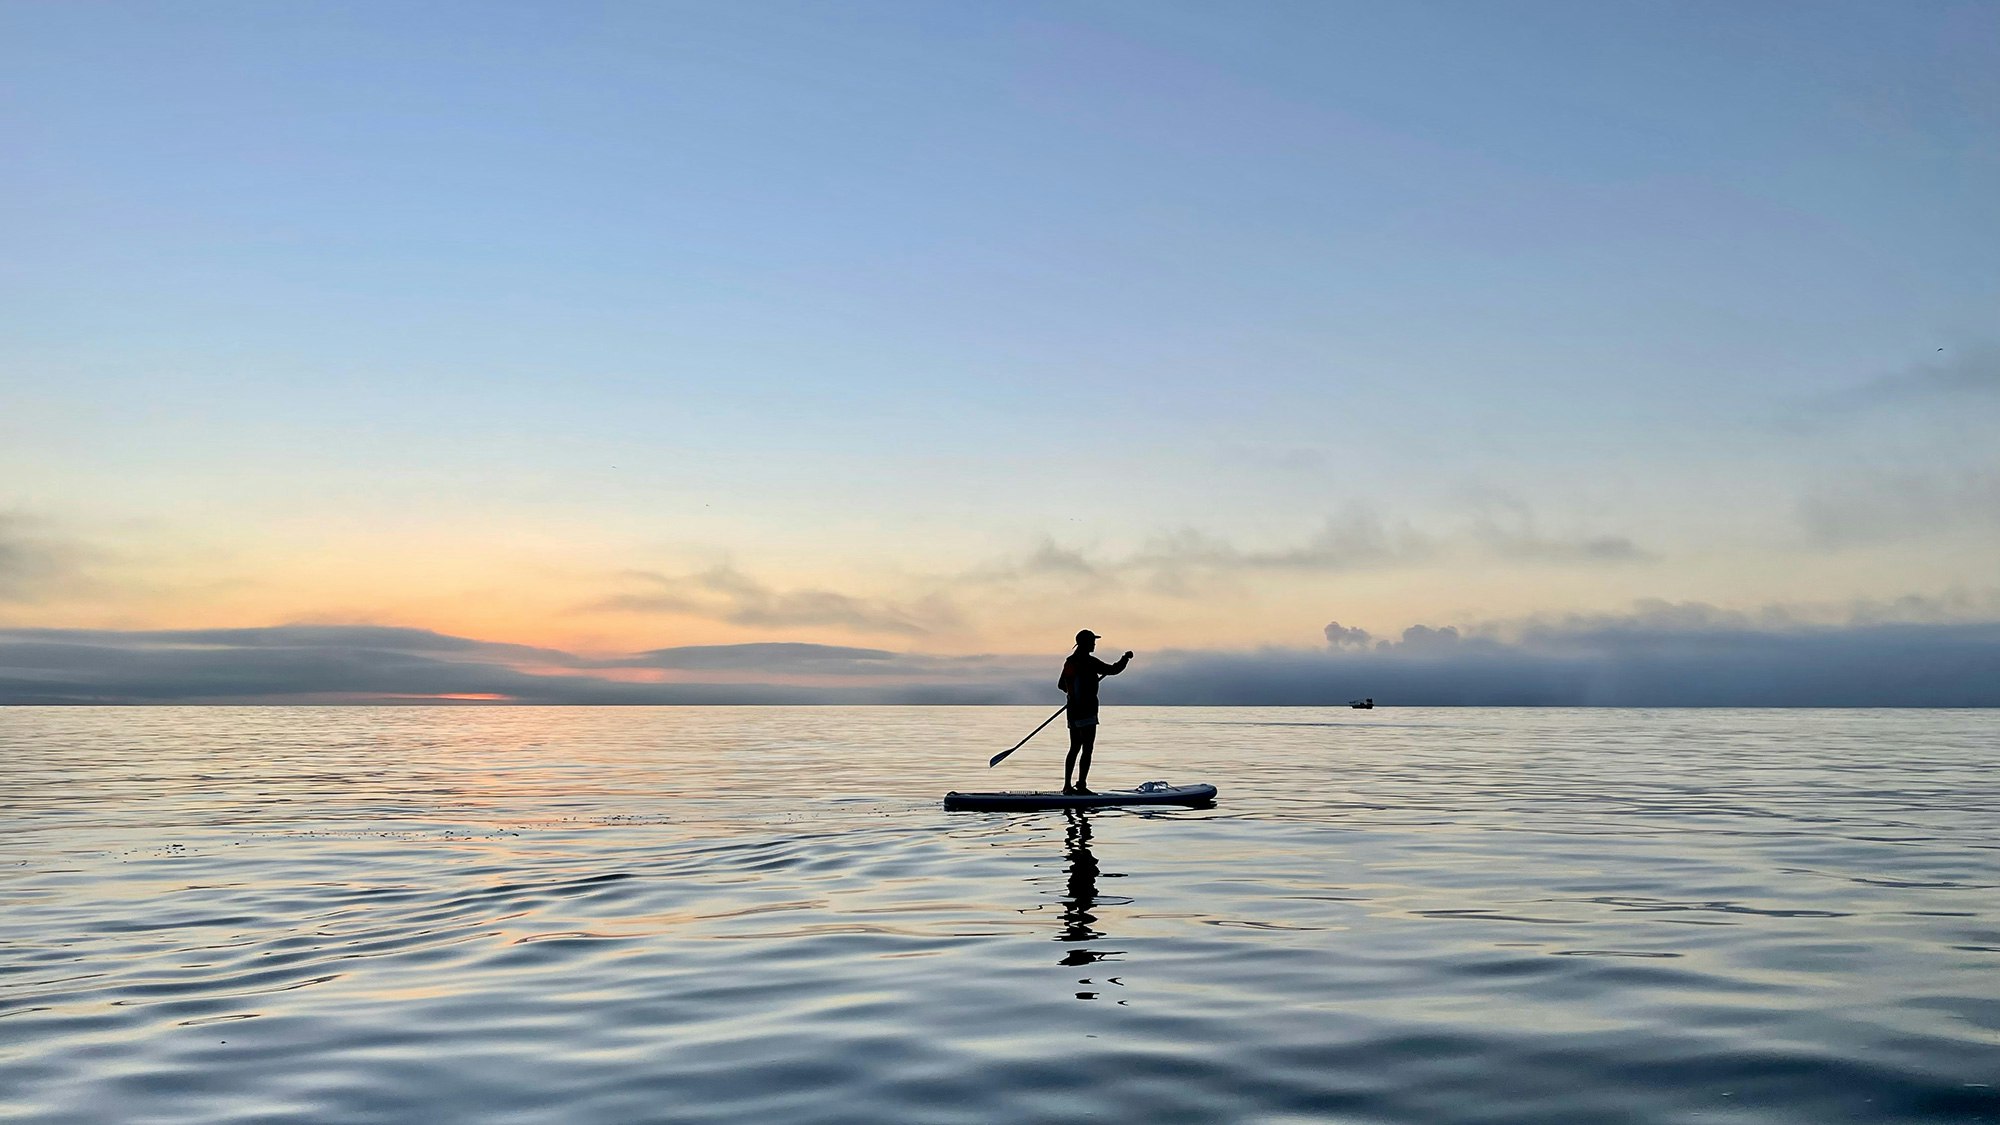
[1074,629,1100,653]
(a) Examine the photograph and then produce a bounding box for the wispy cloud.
[0,513,93,604]
[1782,346,2000,440]
[604,641,1036,682]
[1797,467,2000,547]
[1763,346,2000,549]
[584,564,963,637]
[1461,491,1655,562]
[618,642,899,672]
[980,503,1650,601]
[1018,540,1099,578]
[1834,346,2000,412]
[1146,508,1436,573]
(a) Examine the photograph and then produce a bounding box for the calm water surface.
[2,707,1996,1123]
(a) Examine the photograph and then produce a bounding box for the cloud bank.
[4,605,1996,706]
[1134,615,1999,707]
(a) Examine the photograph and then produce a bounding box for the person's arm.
[1092,652,1134,677]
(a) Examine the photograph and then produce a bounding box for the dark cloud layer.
[0,629,1045,705]
[3,615,1997,706]
[0,626,589,704]
[1138,622,2000,707]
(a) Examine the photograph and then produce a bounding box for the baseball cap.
[1075,629,1100,643]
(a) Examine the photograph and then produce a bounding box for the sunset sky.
[4,2,1996,702]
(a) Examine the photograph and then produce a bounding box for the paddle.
[989,703,1067,768]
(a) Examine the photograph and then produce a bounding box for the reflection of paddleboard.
[943,783,1217,811]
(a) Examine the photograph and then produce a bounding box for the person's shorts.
[1067,705,1099,729]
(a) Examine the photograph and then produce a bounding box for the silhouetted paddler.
[1057,629,1132,795]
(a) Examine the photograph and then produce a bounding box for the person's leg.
[1065,728,1084,793]
[1073,726,1097,793]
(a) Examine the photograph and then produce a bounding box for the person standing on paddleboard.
[1059,630,1133,795]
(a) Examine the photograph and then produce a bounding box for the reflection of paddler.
[1058,810,1101,945]
[1051,811,1125,991]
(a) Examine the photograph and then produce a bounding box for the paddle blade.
[988,747,1016,768]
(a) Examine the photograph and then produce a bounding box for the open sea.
[2,706,1996,1124]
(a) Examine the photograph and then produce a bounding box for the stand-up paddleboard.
[943,782,1216,811]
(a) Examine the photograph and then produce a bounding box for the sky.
[3,1,1997,703]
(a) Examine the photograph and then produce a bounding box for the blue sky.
[2,1,1996,692]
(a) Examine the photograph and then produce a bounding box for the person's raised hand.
[1123,651,1135,661]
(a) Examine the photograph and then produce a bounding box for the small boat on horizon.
[1349,698,1374,709]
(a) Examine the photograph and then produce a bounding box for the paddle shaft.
[989,703,1066,768]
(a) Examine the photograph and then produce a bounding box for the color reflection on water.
[2,706,1997,1124]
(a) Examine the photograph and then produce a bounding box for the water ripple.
[2,706,1997,1123]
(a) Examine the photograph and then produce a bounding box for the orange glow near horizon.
[17,512,1995,663]
[509,665,671,684]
